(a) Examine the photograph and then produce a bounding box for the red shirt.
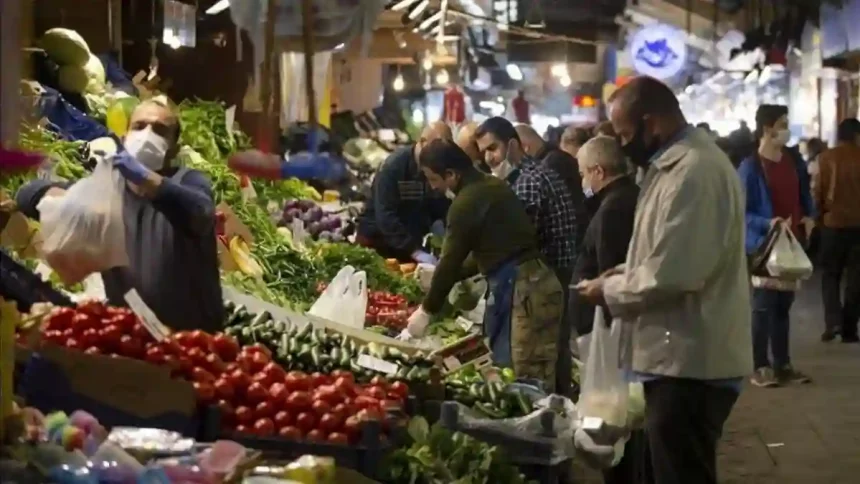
[512,96,529,123]
[763,153,803,237]
[443,88,465,124]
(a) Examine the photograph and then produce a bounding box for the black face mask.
[621,122,661,168]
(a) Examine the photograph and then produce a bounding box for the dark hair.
[754,104,788,138]
[418,139,474,175]
[563,126,592,147]
[806,137,827,158]
[696,122,711,131]
[475,116,520,144]
[593,121,615,138]
[836,118,860,142]
[608,76,682,119]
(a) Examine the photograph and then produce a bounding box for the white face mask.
[491,159,514,179]
[445,189,456,200]
[774,129,791,147]
[125,127,169,170]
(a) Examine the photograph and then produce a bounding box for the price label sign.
[455,316,474,332]
[124,289,171,342]
[357,354,398,375]
[430,333,492,374]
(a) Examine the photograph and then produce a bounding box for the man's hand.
[576,277,606,305]
[770,216,786,229]
[111,151,150,185]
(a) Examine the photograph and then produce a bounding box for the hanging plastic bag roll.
[765,221,813,280]
[36,159,128,285]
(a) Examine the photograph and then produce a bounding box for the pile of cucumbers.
[222,301,436,382]
[444,370,535,419]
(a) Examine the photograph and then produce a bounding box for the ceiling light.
[559,75,572,87]
[419,12,442,30]
[391,0,419,12]
[506,63,523,81]
[435,69,450,85]
[422,55,433,70]
[205,0,229,15]
[393,74,405,92]
[408,0,430,20]
[550,63,567,77]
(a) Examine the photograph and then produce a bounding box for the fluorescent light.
[419,11,442,30]
[408,0,430,20]
[391,0,418,12]
[205,0,229,15]
[506,63,523,81]
[435,69,450,85]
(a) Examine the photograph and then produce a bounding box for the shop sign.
[628,24,687,80]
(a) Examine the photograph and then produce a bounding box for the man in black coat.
[570,134,650,484]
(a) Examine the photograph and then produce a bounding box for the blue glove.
[280,152,346,182]
[412,250,438,265]
[111,150,148,184]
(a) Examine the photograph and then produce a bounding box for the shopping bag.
[578,310,628,427]
[308,265,368,328]
[765,222,813,280]
[345,270,367,329]
[36,159,128,284]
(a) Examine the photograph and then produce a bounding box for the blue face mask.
[583,187,594,198]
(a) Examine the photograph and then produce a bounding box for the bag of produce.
[765,221,813,280]
[40,28,91,66]
[308,265,367,328]
[36,159,128,284]
[578,310,628,428]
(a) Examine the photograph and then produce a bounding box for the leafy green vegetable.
[3,125,87,195]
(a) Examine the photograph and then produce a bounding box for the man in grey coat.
[577,77,752,484]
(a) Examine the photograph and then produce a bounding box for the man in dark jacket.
[356,122,452,263]
[570,134,647,484]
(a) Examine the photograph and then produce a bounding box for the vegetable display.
[280,199,348,243]
[443,367,534,420]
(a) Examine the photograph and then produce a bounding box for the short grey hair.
[577,135,629,176]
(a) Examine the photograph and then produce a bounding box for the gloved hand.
[397,306,432,340]
[411,250,438,265]
[111,150,149,185]
[573,428,620,469]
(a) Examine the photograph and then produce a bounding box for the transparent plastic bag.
[37,160,128,285]
[308,265,367,328]
[766,222,813,280]
[579,310,628,427]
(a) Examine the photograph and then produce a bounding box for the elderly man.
[560,126,593,160]
[577,77,751,484]
[455,122,490,173]
[357,121,452,263]
[16,99,223,331]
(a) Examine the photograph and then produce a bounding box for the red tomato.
[204,353,226,375]
[118,335,143,358]
[216,399,236,426]
[285,391,312,412]
[315,385,345,406]
[389,381,409,399]
[111,312,137,331]
[310,400,332,417]
[234,353,254,373]
[269,383,289,406]
[132,323,151,341]
[235,406,254,424]
[71,313,97,331]
[357,407,383,422]
[211,333,240,362]
[144,345,166,364]
[192,381,215,404]
[189,330,212,351]
[343,416,362,443]
[318,413,343,433]
[273,410,293,428]
[213,379,234,400]
[331,370,354,382]
[294,412,316,433]
[224,362,242,374]
[327,432,349,445]
[263,362,286,380]
[84,346,102,355]
[235,424,250,434]
[252,371,276,388]
[227,369,252,394]
[354,396,381,411]
[98,324,123,348]
[245,382,269,405]
[382,399,403,411]
[253,418,275,436]
[309,372,330,387]
[369,376,388,388]
[244,343,272,358]
[331,403,349,419]
[366,386,387,401]
[43,330,64,344]
[77,300,106,318]
[186,347,208,367]
[284,371,310,392]
[305,429,326,442]
[333,376,356,397]
[175,357,193,375]
[255,400,276,419]
[248,352,269,373]
[44,307,75,331]
[77,328,98,348]
[191,367,216,384]
[278,426,302,439]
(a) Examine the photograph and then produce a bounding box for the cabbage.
[57,55,105,94]
[41,28,91,66]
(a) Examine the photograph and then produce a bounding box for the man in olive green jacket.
[397,139,563,391]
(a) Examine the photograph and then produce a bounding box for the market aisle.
[718,273,860,484]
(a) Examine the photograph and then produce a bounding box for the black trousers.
[553,266,574,397]
[819,227,860,337]
[643,378,739,484]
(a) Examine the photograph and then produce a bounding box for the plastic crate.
[221,419,392,479]
[439,400,573,484]
[0,249,73,313]
[17,353,209,438]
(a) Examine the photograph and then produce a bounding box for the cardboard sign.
[124,289,171,341]
[216,202,254,272]
[430,333,493,375]
[357,354,398,375]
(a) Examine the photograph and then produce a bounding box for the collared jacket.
[603,128,753,380]
[737,148,815,254]
[357,146,450,254]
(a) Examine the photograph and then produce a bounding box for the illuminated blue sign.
[629,24,688,79]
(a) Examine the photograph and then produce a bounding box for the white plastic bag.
[37,160,128,284]
[308,265,367,328]
[766,222,813,280]
[578,310,628,427]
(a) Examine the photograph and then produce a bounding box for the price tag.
[442,356,462,372]
[357,354,398,375]
[582,416,604,431]
[124,289,170,342]
[34,262,53,281]
[455,316,474,332]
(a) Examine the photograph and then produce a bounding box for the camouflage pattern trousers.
[511,258,564,394]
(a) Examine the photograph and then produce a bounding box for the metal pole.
[0,0,23,147]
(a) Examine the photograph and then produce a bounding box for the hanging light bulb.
[559,75,572,87]
[435,69,450,85]
[393,73,405,92]
[422,55,433,71]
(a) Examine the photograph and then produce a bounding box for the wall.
[332,57,383,114]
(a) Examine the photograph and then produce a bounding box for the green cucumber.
[249,310,272,327]
[296,323,313,340]
[473,402,506,419]
[514,393,533,416]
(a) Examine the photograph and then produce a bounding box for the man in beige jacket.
[578,76,751,484]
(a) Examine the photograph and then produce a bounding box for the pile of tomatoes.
[316,283,413,331]
[36,302,411,445]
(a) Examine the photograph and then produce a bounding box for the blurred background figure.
[511,89,530,124]
[560,126,593,160]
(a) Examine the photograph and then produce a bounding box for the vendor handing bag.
[308,265,367,328]
[36,159,128,284]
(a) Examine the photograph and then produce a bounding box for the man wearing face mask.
[576,77,751,484]
[400,139,563,391]
[738,105,815,386]
[16,99,223,331]
[356,122,452,264]
[474,117,577,280]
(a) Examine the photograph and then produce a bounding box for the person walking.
[738,104,815,386]
[815,118,860,343]
[577,76,751,484]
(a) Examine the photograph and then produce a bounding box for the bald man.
[356,122,453,263]
[456,122,490,173]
